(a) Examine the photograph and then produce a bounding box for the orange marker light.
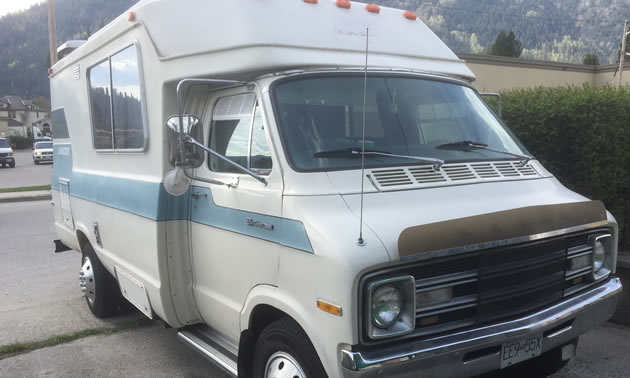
[128,11,135,21]
[48,68,53,75]
[336,0,351,8]
[317,299,342,316]
[304,0,318,4]
[404,11,417,20]
[365,3,380,13]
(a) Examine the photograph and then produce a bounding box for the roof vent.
[57,40,87,60]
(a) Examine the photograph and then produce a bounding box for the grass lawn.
[0,184,51,193]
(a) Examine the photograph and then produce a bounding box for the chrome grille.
[361,229,608,344]
[0,153,7,157]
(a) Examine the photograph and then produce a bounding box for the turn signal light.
[128,11,135,21]
[317,299,342,316]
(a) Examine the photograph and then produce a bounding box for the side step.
[177,325,239,376]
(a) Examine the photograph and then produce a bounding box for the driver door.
[188,89,283,341]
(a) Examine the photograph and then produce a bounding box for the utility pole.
[618,20,629,87]
[48,0,57,66]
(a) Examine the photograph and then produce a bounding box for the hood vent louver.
[371,169,413,187]
[370,161,541,191]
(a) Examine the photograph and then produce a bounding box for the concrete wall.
[458,53,630,92]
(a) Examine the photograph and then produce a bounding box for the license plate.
[500,334,543,369]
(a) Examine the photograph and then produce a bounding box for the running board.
[177,325,238,376]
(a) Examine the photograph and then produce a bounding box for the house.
[0,96,48,137]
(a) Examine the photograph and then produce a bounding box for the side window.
[111,46,144,149]
[208,94,273,175]
[250,105,272,174]
[88,44,145,151]
[88,60,113,149]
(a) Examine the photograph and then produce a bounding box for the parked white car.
[0,137,15,168]
[33,141,53,164]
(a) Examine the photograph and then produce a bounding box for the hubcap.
[79,256,96,305]
[265,352,306,378]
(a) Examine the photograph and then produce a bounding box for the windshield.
[35,142,53,149]
[272,75,528,171]
[0,139,9,148]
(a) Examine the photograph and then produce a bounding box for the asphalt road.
[0,200,628,377]
[0,149,53,189]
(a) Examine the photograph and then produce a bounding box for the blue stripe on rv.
[51,144,313,253]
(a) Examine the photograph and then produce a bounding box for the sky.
[0,0,43,18]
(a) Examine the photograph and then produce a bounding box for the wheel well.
[238,304,290,377]
[76,230,89,252]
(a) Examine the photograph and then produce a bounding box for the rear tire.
[80,242,121,318]
[253,317,327,378]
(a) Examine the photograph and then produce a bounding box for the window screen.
[208,94,272,174]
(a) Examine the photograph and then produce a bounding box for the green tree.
[583,53,599,65]
[490,31,522,58]
[33,96,51,112]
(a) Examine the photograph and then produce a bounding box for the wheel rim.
[264,352,306,378]
[79,256,96,305]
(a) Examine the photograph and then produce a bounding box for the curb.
[0,193,52,204]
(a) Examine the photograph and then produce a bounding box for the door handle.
[191,192,207,199]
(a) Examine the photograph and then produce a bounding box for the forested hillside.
[0,0,136,99]
[1,0,629,99]
[362,0,629,64]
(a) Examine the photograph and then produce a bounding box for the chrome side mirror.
[167,114,204,168]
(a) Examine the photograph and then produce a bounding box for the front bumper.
[341,277,622,377]
[34,155,53,161]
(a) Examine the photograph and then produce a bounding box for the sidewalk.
[0,190,52,203]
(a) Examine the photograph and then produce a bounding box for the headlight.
[371,284,402,328]
[366,276,415,339]
[36,152,41,155]
[589,233,612,281]
[7,152,12,156]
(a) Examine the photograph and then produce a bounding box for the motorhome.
[50,1,622,377]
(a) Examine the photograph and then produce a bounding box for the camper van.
[50,1,622,377]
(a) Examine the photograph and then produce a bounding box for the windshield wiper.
[313,148,444,171]
[436,141,532,164]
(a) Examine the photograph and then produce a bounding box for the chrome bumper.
[341,277,622,377]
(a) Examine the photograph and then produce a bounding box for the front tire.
[34,160,39,165]
[253,318,327,378]
[8,161,15,168]
[80,242,121,317]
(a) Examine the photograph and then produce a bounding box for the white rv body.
[51,1,621,377]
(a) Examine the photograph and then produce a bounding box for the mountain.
[360,0,628,64]
[0,0,137,99]
[0,0,628,99]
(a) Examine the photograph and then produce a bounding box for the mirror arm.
[180,165,227,187]
[185,136,268,186]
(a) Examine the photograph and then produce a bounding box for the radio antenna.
[357,27,369,247]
